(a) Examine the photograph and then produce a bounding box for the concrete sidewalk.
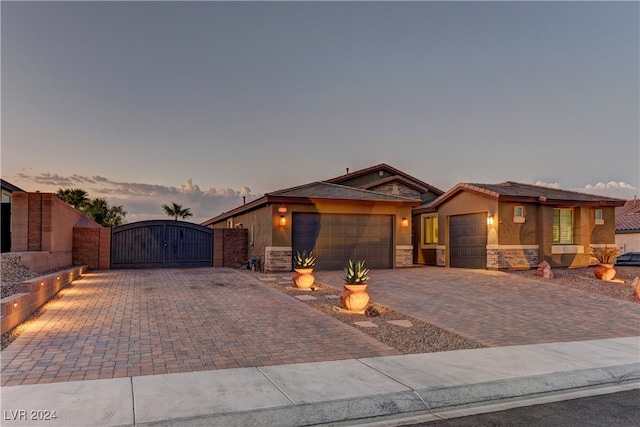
[2,337,638,426]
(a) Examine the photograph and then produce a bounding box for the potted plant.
[292,250,316,289]
[340,260,370,312]
[589,245,621,281]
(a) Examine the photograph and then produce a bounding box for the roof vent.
[379,171,384,176]
[346,168,349,174]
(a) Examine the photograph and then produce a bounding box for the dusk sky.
[2,1,638,224]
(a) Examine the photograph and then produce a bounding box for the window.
[514,206,525,223]
[595,209,604,225]
[423,216,438,245]
[553,208,573,244]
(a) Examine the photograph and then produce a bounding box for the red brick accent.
[11,192,111,272]
[213,229,248,267]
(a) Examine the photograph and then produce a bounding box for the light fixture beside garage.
[401,218,409,227]
[279,215,286,226]
[487,215,494,225]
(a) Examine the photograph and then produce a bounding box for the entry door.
[450,213,487,269]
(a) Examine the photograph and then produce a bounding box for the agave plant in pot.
[340,260,370,312]
[292,250,316,289]
[589,245,621,281]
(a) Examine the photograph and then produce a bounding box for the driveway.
[2,267,638,387]
[315,267,640,346]
[1,268,398,386]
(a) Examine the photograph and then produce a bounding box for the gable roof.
[428,181,626,209]
[616,198,640,232]
[201,181,420,226]
[325,163,444,195]
[269,181,420,202]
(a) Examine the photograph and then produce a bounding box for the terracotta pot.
[293,268,315,289]
[594,264,616,281]
[340,283,370,312]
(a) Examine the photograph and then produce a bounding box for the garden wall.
[10,192,111,272]
[0,265,87,333]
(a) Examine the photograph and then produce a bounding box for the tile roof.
[325,163,444,195]
[428,181,626,209]
[616,199,640,232]
[269,181,420,202]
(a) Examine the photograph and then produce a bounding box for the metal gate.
[111,220,213,269]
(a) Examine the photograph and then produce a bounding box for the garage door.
[292,213,393,271]
[450,213,487,269]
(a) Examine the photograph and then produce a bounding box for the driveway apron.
[315,267,640,347]
[1,269,398,386]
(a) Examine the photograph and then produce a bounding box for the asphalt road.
[409,389,640,427]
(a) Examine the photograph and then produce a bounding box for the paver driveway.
[315,267,640,346]
[1,269,398,386]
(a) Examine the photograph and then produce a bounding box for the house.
[201,164,442,272]
[414,181,626,269]
[615,198,640,253]
[1,179,25,253]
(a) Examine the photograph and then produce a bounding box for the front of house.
[202,164,624,272]
[201,179,421,272]
[414,182,625,269]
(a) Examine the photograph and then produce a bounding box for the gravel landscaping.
[259,274,487,354]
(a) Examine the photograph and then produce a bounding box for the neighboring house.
[1,179,25,253]
[201,164,442,272]
[615,198,640,253]
[415,181,625,270]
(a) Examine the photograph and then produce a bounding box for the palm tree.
[162,202,193,221]
[55,188,88,209]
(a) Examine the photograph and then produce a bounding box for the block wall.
[11,192,111,272]
[0,265,87,333]
[213,228,248,268]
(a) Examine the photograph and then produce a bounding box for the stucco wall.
[209,201,414,271]
[11,192,110,272]
[616,232,640,253]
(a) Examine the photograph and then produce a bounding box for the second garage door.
[292,213,393,271]
[450,213,487,269]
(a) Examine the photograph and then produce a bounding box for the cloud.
[534,180,561,189]
[581,181,638,200]
[535,179,638,200]
[12,172,261,224]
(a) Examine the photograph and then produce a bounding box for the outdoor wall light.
[487,215,494,225]
[401,218,409,227]
[279,215,286,226]
[56,276,60,280]
[13,302,18,308]
[278,205,287,213]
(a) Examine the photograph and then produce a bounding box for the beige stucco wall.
[210,201,414,270]
[616,232,640,253]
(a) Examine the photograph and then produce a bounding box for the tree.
[55,188,126,227]
[55,188,88,209]
[84,198,127,227]
[162,202,193,221]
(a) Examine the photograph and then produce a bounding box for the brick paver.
[315,267,640,347]
[1,268,398,386]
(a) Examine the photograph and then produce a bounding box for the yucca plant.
[589,245,621,265]
[294,250,316,268]
[342,260,370,284]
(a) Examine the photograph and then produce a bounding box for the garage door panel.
[293,213,392,271]
[450,213,487,269]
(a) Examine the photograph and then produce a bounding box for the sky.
[2,1,639,224]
